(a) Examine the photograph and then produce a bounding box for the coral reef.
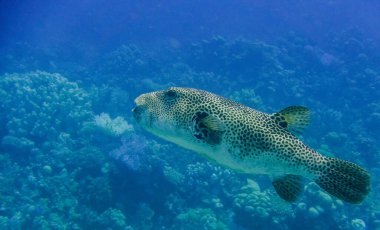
[0,31,379,229]
[91,113,133,137]
[174,208,228,230]
[233,179,293,229]
[96,208,127,230]
[109,134,147,171]
[0,71,92,146]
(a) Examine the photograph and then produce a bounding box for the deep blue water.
[0,1,379,229]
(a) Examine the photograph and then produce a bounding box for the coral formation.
[92,113,133,137]
[0,71,92,145]
[109,134,147,171]
[233,179,293,229]
[0,31,379,229]
[174,208,228,230]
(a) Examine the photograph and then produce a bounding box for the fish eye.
[165,89,178,99]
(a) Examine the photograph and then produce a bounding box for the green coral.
[1,135,35,154]
[233,179,293,228]
[0,71,92,145]
[134,203,155,230]
[0,216,9,229]
[163,165,185,185]
[174,208,228,230]
[97,208,127,230]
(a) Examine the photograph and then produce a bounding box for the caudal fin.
[314,157,370,204]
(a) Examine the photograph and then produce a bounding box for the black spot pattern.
[272,175,303,202]
[315,158,370,204]
[134,87,371,204]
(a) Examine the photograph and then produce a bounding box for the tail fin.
[314,157,370,204]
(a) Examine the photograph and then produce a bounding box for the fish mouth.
[132,95,145,122]
[132,104,156,130]
[132,93,157,128]
[132,105,144,123]
[132,95,151,126]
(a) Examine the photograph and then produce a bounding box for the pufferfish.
[132,87,370,204]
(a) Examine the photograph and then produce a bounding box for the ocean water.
[0,1,379,229]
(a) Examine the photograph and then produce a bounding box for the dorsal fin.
[190,111,225,145]
[272,175,304,202]
[272,106,310,135]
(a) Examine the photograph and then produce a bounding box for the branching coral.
[93,113,133,137]
[109,134,148,171]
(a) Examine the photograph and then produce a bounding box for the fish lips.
[132,103,152,128]
[132,105,143,122]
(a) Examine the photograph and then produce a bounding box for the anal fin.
[272,175,303,202]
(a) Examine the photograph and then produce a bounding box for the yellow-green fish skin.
[133,87,370,204]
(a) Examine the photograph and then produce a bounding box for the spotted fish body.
[133,87,370,204]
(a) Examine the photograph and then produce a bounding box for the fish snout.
[134,93,153,106]
[133,93,158,125]
[133,94,147,121]
[132,105,145,122]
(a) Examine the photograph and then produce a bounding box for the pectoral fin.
[190,111,225,145]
